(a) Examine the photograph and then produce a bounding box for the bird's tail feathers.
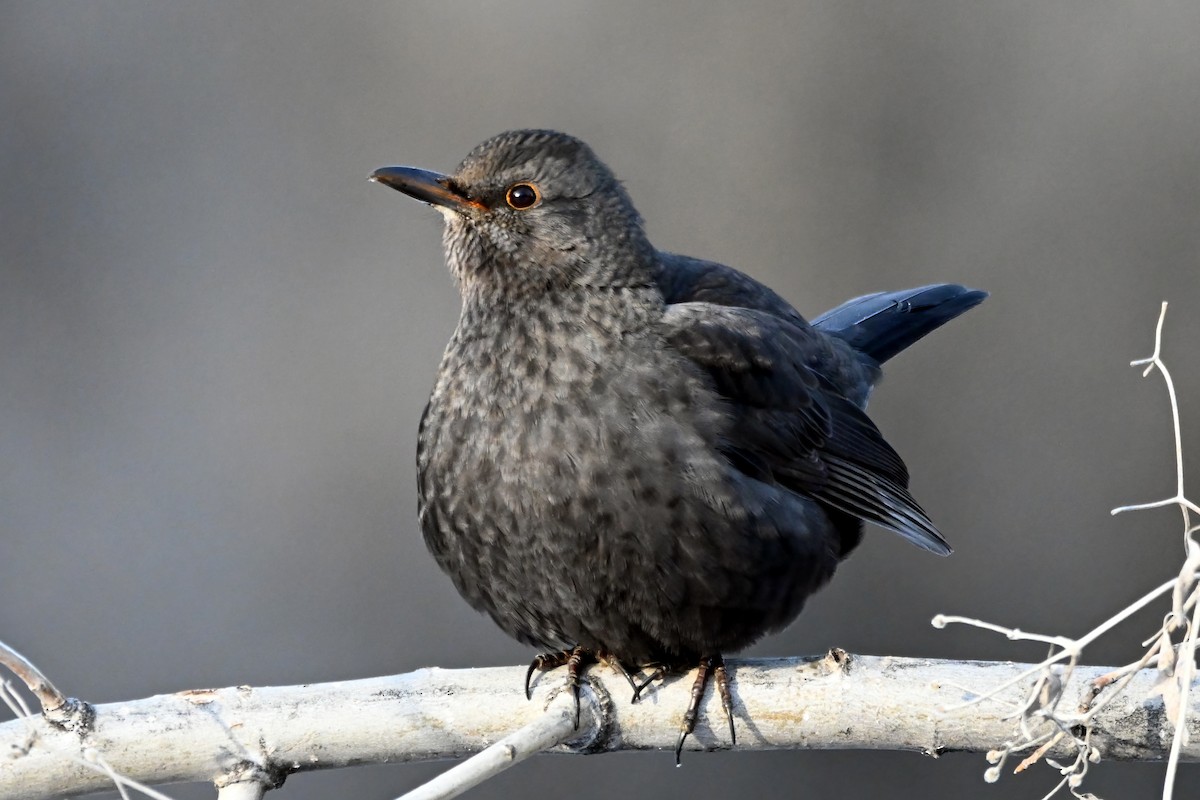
[813,284,987,364]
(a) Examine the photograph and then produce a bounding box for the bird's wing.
[654,252,808,323]
[660,301,951,556]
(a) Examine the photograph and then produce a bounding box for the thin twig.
[216,782,267,800]
[76,748,177,800]
[1164,577,1200,800]
[398,691,588,800]
[933,576,1181,712]
[1112,303,1200,522]
[936,301,1198,800]
[0,641,67,715]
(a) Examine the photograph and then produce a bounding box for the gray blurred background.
[2,2,1199,798]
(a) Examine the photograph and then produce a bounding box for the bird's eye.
[505,183,541,210]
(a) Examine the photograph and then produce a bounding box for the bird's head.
[372,130,655,298]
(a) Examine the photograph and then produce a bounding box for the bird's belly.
[418,389,835,663]
[420,397,685,640]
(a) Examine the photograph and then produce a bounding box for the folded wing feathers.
[662,300,949,555]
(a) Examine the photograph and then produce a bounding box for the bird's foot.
[631,662,671,703]
[599,651,642,698]
[523,645,595,728]
[674,654,736,766]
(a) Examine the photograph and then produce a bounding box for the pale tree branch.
[2,652,1198,800]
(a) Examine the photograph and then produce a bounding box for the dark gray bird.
[371,130,985,760]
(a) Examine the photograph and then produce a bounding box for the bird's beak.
[369,166,486,212]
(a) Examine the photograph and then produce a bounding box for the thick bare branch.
[1,653,1196,800]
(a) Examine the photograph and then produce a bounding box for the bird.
[370,129,985,761]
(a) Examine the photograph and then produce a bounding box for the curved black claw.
[524,649,573,700]
[603,654,641,698]
[674,654,736,765]
[524,661,539,700]
[632,663,669,704]
[564,646,593,728]
[674,657,711,765]
[523,646,595,729]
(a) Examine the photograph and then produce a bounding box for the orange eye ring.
[505,183,542,210]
